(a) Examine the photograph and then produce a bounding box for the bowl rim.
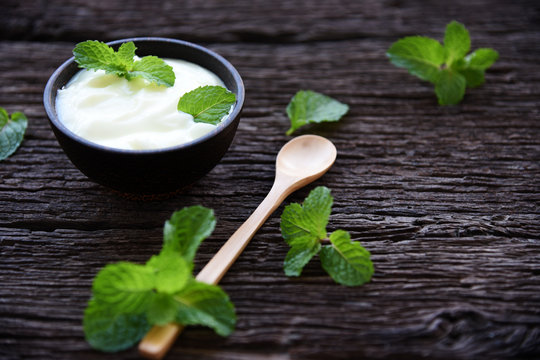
[43,37,245,155]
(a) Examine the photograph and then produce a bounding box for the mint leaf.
[128,56,175,87]
[92,262,155,313]
[284,242,321,277]
[0,108,27,161]
[387,36,445,83]
[281,187,329,275]
[320,230,374,286]
[83,299,150,352]
[281,186,332,245]
[163,206,216,262]
[177,85,236,125]
[444,21,470,65]
[146,250,191,294]
[73,40,126,77]
[387,21,497,105]
[116,41,136,68]
[73,40,175,87]
[459,68,485,88]
[457,48,498,89]
[174,280,236,336]
[146,293,178,325]
[434,69,466,105]
[285,90,349,135]
[465,48,499,70]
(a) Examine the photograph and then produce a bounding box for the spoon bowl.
[277,134,337,180]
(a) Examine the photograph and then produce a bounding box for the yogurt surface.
[56,59,228,150]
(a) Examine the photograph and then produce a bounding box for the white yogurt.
[56,59,228,150]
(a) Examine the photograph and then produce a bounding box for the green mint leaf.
[465,48,499,70]
[284,242,321,277]
[459,48,497,89]
[163,206,216,262]
[435,69,466,105]
[83,299,150,352]
[73,40,127,77]
[177,85,236,125]
[116,41,136,68]
[280,186,332,276]
[285,90,349,135]
[73,40,175,87]
[458,68,485,88]
[174,280,236,336]
[281,186,333,245]
[0,108,27,161]
[146,249,191,294]
[92,262,155,314]
[320,230,374,286]
[386,36,445,83]
[444,21,470,65]
[128,55,175,87]
[146,293,178,325]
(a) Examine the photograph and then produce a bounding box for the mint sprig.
[83,206,236,353]
[387,21,498,105]
[280,186,374,286]
[286,90,349,135]
[0,107,27,161]
[177,85,236,125]
[73,40,175,87]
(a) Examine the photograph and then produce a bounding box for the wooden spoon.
[139,135,337,359]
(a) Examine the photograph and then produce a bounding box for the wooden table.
[1,1,539,359]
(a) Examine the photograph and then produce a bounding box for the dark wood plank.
[1,0,539,359]
[1,0,539,43]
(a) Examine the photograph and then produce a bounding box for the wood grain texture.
[1,0,539,359]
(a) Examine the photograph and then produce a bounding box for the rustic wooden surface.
[1,0,539,359]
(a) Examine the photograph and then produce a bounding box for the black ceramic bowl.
[44,37,244,195]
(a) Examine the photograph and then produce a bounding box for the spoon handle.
[196,180,292,284]
[139,177,294,359]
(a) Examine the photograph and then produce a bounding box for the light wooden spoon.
[139,135,337,359]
